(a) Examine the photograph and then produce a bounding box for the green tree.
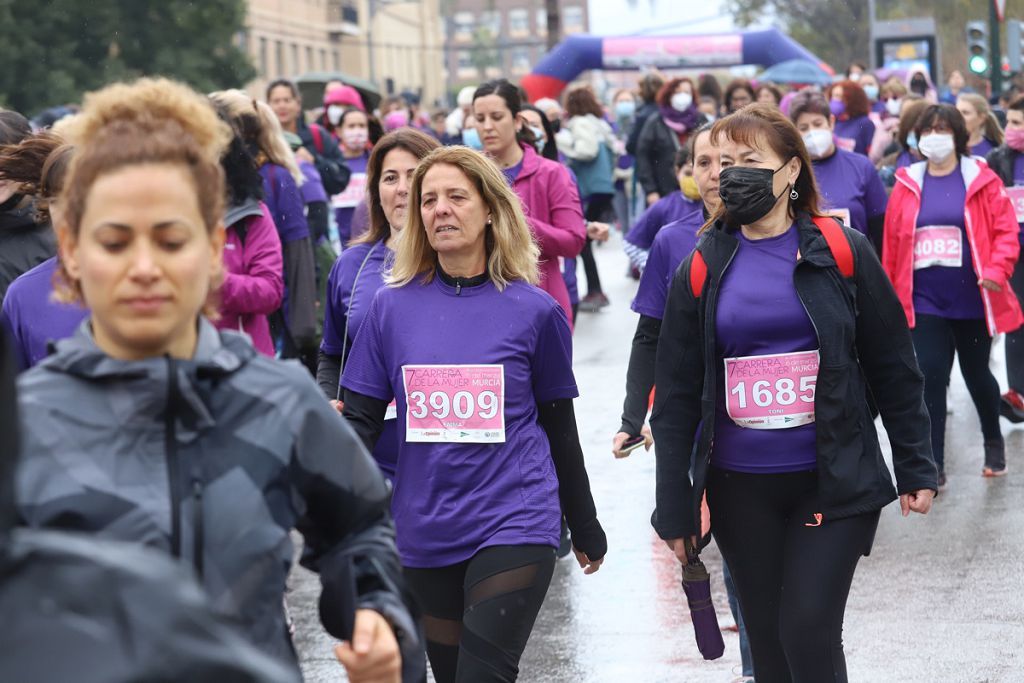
[0,0,255,115]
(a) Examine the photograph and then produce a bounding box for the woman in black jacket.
[635,77,706,207]
[652,104,936,683]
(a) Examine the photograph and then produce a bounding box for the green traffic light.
[969,54,989,74]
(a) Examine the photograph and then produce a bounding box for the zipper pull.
[455,279,462,296]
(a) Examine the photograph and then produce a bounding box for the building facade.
[442,0,590,89]
[242,0,445,108]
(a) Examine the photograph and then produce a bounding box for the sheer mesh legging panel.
[405,544,556,683]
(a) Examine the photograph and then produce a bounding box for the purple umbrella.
[681,546,725,660]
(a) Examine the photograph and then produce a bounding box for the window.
[259,37,268,78]
[564,6,585,34]
[508,9,529,37]
[536,9,547,36]
[454,12,474,41]
[320,48,327,69]
[457,49,475,78]
[306,46,313,72]
[479,10,500,37]
[333,49,340,70]
[511,47,531,74]
[275,40,284,77]
[291,43,299,74]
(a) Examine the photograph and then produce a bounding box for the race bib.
[724,350,819,429]
[835,137,856,152]
[331,172,367,209]
[1008,185,1024,223]
[824,207,851,227]
[913,225,962,270]
[402,365,506,443]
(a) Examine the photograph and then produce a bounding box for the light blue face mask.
[615,100,636,119]
[863,84,879,101]
[907,131,918,151]
[529,125,546,152]
[462,127,483,150]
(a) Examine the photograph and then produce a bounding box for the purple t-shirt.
[631,213,702,319]
[814,147,889,236]
[298,159,328,205]
[833,115,876,156]
[712,225,818,473]
[341,277,578,567]
[502,158,524,185]
[971,138,995,159]
[321,240,398,478]
[259,163,310,244]
[912,167,983,319]
[334,153,369,245]
[0,257,87,371]
[625,191,702,250]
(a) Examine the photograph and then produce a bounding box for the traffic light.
[1009,19,1023,74]
[967,20,989,74]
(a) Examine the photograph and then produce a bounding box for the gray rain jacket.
[15,319,424,680]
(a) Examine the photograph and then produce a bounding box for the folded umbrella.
[681,542,725,661]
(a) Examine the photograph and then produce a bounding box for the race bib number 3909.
[402,365,506,443]
[724,350,819,429]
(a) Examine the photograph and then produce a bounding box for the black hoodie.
[0,195,55,300]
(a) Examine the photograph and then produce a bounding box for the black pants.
[706,467,880,683]
[910,313,1002,471]
[404,545,556,683]
[581,194,613,297]
[1006,261,1024,392]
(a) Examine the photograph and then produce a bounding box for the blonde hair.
[957,92,1004,146]
[209,89,303,185]
[54,77,231,312]
[388,146,539,289]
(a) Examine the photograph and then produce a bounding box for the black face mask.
[911,79,927,93]
[718,162,790,225]
[550,119,561,133]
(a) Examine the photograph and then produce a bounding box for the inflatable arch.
[521,29,834,102]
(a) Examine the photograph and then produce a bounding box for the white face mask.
[802,129,834,158]
[671,92,693,112]
[327,104,344,125]
[885,98,902,117]
[918,133,956,162]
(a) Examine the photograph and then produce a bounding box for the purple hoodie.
[1,256,87,371]
[215,202,284,356]
[259,163,309,244]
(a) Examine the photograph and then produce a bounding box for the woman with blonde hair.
[342,146,606,682]
[14,77,421,682]
[209,89,318,371]
[956,92,1004,158]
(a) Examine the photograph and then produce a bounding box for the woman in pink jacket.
[883,104,1023,485]
[472,79,585,323]
[215,124,284,355]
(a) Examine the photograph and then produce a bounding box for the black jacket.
[986,144,1021,188]
[625,101,658,157]
[651,214,937,541]
[635,114,695,199]
[0,197,55,300]
[297,118,351,196]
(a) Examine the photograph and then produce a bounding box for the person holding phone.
[653,104,936,682]
[341,146,606,682]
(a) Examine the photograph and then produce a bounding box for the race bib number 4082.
[913,225,962,270]
[402,365,506,443]
[724,350,819,429]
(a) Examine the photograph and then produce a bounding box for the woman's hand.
[899,489,935,516]
[586,221,611,242]
[573,546,604,574]
[646,192,661,206]
[981,279,1003,292]
[664,536,699,565]
[334,609,401,683]
[330,399,345,414]
[611,425,653,458]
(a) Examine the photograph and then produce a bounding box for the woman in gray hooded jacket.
[13,78,422,683]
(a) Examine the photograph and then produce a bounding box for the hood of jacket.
[224,197,265,229]
[0,196,38,234]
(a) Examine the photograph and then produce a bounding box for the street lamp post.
[992,0,1004,96]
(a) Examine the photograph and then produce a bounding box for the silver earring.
[790,187,799,200]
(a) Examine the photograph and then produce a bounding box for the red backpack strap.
[689,250,708,298]
[812,215,854,279]
[310,124,324,155]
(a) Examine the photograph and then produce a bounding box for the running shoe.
[1001,390,1024,423]
[578,292,610,312]
[983,439,1008,477]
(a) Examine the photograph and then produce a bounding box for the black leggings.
[404,545,556,683]
[910,313,1002,471]
[706,467,880,683]
[581,194,614,297]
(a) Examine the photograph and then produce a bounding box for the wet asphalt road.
[292,234,1024,682]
